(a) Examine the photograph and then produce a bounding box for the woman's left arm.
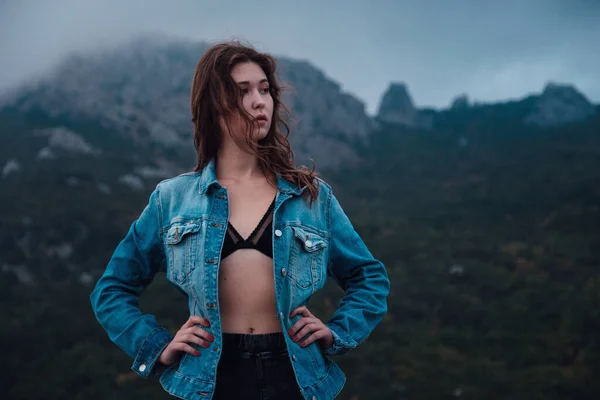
[322,190,391,356]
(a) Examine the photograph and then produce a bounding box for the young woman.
[90,41,390,400]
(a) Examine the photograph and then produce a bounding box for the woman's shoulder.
[155,171,202,195]
[315,176,332,190]
[314,177,333,197]
[309,176,335,209]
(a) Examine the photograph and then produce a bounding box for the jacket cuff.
[323,323,356,356]
[131,327,174,379]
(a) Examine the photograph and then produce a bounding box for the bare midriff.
[218,249,282,334]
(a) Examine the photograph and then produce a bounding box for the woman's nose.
[252,91,265,108]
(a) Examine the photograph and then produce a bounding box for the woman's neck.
[215,140,263,182]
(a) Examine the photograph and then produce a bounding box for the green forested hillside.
[1,106,600,399]
[325,111,600,399]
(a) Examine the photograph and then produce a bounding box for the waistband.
[221,332,288,358]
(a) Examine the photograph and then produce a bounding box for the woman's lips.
[255,115,268,125]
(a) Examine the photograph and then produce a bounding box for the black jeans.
[213,332,304,400]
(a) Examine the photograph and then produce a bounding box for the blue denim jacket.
[90,158,390,400]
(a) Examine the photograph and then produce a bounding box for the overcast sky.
[1,0,598,115]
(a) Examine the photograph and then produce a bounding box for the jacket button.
[312,397,317,400]
[139,364,147,372]
[292,354,297,361]
[279,312,284,319]
[275,229,282,237]
[305,240,313,247]
[281,268,287,276]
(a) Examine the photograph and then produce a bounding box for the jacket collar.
[198,157,305,196]
[277,174,304,196]
[198,157,221,195]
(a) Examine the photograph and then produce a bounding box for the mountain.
[1,34,372,171]
[376,81,597,131]
[525,82,597,126]
[376,82,434,129]
[2,35,596,179]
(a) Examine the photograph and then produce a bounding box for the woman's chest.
[225,184,277,239]
[161,190,331,296]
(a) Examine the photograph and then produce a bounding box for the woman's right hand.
[159,316,214,366]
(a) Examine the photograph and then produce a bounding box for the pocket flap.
[165,221,202,245]
[292,226,327,252]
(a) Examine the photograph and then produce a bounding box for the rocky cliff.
[1,35,373,170]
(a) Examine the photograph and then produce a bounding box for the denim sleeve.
[323,191,390,356]
[89,185,174,378]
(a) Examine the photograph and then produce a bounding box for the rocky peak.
[525,82,596,126]
[376,82,432,129]
[377,82,415,123]
[450,94,470,110]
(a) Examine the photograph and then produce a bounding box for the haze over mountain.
[1,35,596,173]
[2,0,600,115]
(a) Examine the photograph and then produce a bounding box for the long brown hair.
[190,40,319,203]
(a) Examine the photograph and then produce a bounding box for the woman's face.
[224,61,274,142]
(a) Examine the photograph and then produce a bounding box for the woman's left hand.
[288,306,334,350]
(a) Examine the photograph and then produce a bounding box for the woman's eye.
[240,87,268,95]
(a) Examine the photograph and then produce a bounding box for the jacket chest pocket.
[164,219,205,285]
[288,225,328,291]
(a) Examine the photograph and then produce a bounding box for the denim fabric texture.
[90,157,390,400]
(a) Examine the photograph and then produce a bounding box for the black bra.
[221,197,276,260]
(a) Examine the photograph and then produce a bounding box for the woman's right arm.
[89,184,174,379]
